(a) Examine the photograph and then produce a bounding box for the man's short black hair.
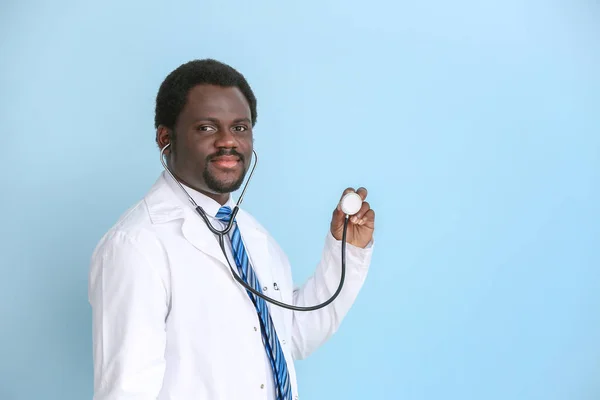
[154,58,257,137]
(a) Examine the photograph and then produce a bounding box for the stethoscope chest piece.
[340,192,362,215]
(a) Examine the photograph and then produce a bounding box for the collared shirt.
[88,171,374,400]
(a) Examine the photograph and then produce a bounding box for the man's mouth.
[210,155,240,169]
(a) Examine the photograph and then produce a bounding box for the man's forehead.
[185,85,249,110]
[179,85,250,120]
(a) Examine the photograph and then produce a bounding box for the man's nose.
[214,128,237,148]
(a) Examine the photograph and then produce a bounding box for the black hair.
[154,59,257,144]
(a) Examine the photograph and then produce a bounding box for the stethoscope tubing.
[160,143,348,311]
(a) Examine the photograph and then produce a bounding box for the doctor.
[88,59,375,400]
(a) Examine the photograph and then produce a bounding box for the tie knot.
[216,206,233,222]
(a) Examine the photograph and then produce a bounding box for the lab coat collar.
[145,171,235,223]
[144,171,267,271]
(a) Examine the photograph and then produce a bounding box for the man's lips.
[210,156,241,169]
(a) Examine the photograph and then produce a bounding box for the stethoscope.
[160,143,363,311]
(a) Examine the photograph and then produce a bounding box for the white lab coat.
[88,172,373,400]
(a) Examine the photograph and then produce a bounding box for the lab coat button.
[260,384,265,389]
[263,286,268,291]
[254,327,258,331]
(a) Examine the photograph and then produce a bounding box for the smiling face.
[156,84,254,204]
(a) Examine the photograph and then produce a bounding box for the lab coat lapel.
[180,207,276,303]
[180,208,230,268]
[146,173,276,287]
[146,173,230,269]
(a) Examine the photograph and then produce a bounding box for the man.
[88,59,375,400]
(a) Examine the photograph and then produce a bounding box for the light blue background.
[1,0,599,399]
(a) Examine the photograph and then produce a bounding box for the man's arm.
[289,187,375,360]
[290,231,373,360]
[89,230,169,400]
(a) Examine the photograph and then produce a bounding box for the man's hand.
[330,187,375,248]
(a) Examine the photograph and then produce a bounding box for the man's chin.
[204,174,245,194]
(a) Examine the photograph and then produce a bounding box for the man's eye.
[197,125,216,132]
[233,125,248,132]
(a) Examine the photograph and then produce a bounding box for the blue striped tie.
[216,206,292,400]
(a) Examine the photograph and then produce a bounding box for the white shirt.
[88,171,374,400]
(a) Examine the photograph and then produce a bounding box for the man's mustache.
[208,149,245,163]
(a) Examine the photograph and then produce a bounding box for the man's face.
[158,84,254,203]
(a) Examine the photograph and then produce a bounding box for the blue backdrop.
[1,1,599,399]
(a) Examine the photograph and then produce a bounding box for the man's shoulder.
[91,199,157,256]
[111,199,155,235]
[91,174,176,258]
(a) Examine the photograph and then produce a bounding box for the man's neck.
[202,191,230,206]
[175,174,230,206]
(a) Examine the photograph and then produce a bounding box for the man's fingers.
[356,187,368,201]
[339,187,367,201]
[339,187,355,201]
[362,209,375,228]
[350,201,370,224]
[353,209,375,227]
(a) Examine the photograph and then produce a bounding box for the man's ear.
[156,125,172,153]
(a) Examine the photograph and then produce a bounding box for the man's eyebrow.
[193,117,220,123]
[192,117,251,124]
[232,118,251,124]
